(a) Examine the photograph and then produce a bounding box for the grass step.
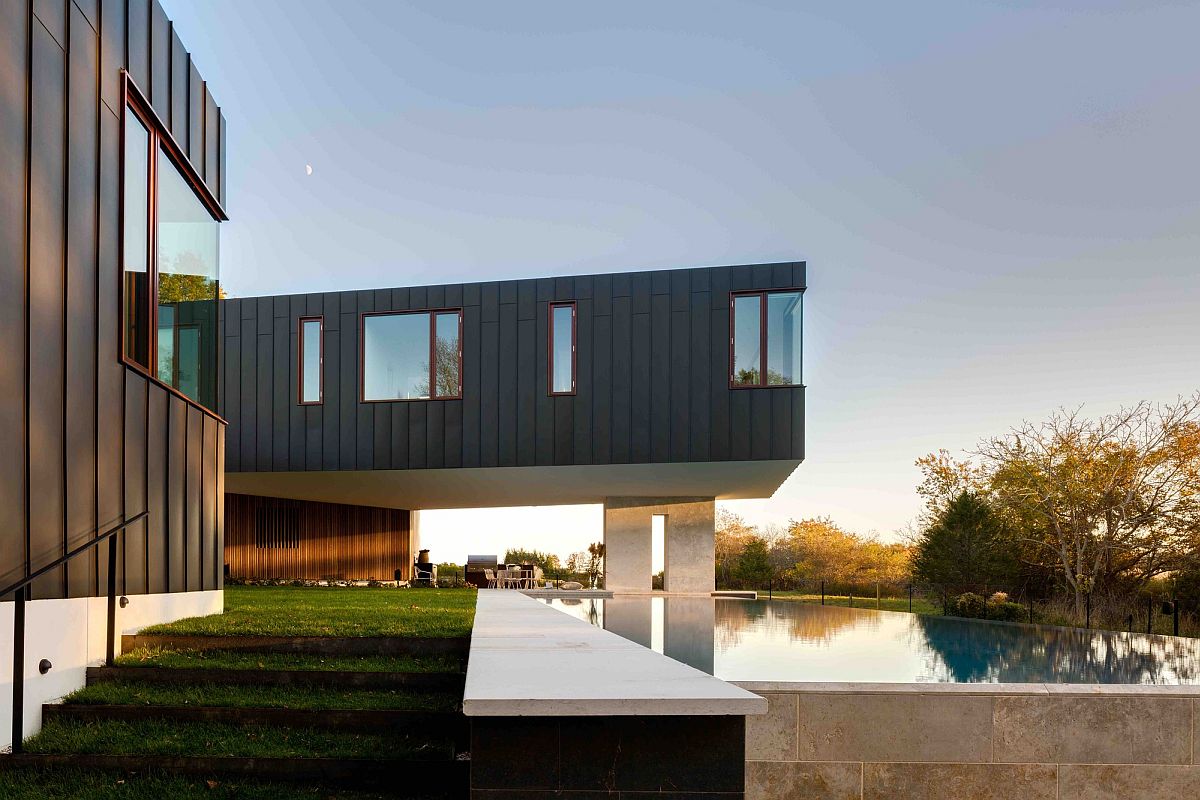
[116,646,462,674]
[44,704,467,740]
[90,665,466,692]
[0,765,435,800]
[23,718,456,761]
[122,634,470,658]
[0,756,467,796]
[64,680,459,712]
[139,586,476,638]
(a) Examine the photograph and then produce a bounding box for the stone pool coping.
[734,680,1200,696]
[464,590,767,717]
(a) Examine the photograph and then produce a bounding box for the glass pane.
[156,143,219,408]
[363,313,431,400]
[551,304,574,393]
[766,291,802,385]
[122,111,150,366]
[434,312,461,398]
[732,294,761,386]
[300,319,322,403]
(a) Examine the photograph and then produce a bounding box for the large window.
[299,317,323,404]
[549,301,576,395]
[730,290,803,387]
[122,81,223,411]
[361,310,462,401]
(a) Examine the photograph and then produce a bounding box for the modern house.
[218,263,805,592]
[1,0,227,749]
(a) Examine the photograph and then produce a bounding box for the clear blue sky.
[164,1,1200,558]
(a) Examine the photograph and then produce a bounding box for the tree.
[911,491,1016,603]
[715,509,756,587]
[734,537,774,587]
[414,334,462,397]
[977,395,1200,614]
[503,548,560,573]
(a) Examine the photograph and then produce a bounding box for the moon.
[305,164,313,176]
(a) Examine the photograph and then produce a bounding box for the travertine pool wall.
[736,682,1200,800]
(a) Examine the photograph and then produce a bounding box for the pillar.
[603,497,715,594]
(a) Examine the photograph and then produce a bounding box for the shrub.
[988,600,1027,622]
[951,592,986,618]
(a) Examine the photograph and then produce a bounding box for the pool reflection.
[546,597,1200,684]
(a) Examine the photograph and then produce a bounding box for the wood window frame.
[358,308,464,403]
[297,316,324,405]
[728,288,805,389]
[548,301,577,396]
[119,72,228,420]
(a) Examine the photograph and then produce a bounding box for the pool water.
[545,596,1200,684]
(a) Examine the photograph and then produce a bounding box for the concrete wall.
[739,683,1200,800]
[604,497,715,593]
[0,589,222,750]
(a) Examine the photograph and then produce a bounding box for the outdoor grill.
[465,555,499,588]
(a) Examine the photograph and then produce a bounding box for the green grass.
[63,680,458,712]
[23,718,451,760]
[140,586,476,638]
[766,591,942,615]
[0,769,405,800]
[115,646,461,674]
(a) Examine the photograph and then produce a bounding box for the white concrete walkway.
[463,590,766,717]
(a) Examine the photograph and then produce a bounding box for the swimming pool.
[545,596,1200,684]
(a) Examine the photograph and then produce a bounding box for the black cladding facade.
[0,0,226,601]
[220,262,805,475]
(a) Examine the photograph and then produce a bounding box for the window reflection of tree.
[914,615,1200,684]
[714,601,877,650]
[414,335,461,398]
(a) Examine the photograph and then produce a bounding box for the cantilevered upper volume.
[218,261,805,510]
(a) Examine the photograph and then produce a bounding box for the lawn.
[0,769,404,800]
[63,681,457,712]
[139,586,476,638]
[24,718,450,760]
[766,591,942,616]
[116,647,460,673]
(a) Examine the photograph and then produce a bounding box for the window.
[730,289,803,387]
[122,79,223,411]
[299,317,323,404]
[361,310,462,401]
[549,301,575,395]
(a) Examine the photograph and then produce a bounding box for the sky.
[162,1,1200,561]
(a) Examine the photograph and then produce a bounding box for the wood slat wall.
[224,494,413,582]
[0,0,226,601]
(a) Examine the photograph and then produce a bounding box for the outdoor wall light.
[38,659,52,675]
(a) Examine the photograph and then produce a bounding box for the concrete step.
[0,752,469,796]
[43,703,468,740]
[88,665,466,692]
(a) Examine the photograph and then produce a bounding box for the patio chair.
[483,568,498,588]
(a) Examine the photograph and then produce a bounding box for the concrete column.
[603,497,715,594]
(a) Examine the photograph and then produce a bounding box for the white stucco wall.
[0,589,222,750]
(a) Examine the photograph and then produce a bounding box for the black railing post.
[820,580,825,606]
[11,586,27,754]
[1028,594,1034,625]
[908,584,913,613]
[1085,592,1091,630]
[768,579,772,600]
[1173,598,1180,637]
[1147,596,1153,635]
[106,534,118,667]
[848,587,853,608]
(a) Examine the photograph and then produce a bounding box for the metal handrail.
[6,510,147,754]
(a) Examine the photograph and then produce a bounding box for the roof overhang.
[224,460,801,510]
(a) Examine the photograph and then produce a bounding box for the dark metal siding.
[0,0,227,602]
[221,263,806,474]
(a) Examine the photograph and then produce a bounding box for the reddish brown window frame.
[548,301,577,396]
[728,288,805,389]
[120,72,228,420]
[298,316,324,405]
[359,308,464,403]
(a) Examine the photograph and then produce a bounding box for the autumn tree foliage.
[914,393,1200,614]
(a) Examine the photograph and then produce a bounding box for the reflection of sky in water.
[545,598,1200,684]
